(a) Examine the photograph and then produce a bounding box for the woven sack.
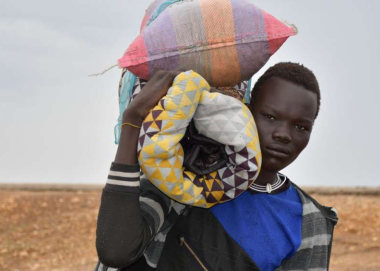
[119,0,297,87]
[138,71,261,208]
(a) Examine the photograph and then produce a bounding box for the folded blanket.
[138,71,261,208]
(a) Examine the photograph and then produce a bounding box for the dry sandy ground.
[0,187,379,271]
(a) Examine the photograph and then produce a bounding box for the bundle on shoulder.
[118,0,297,87]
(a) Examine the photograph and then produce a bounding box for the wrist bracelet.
[121,123,141,129]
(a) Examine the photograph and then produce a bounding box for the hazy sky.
[1,0,379,187]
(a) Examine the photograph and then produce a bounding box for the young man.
[95,62,338,271]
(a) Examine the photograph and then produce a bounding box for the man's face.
[250,77,318,173]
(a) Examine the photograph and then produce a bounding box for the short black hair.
[250,62,321,119]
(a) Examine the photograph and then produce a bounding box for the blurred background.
[0,0,379,270]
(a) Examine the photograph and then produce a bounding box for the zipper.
[179,236,209,271]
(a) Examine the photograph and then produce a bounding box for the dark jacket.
[95,166,338,271]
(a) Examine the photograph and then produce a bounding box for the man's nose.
[272,123,292,143]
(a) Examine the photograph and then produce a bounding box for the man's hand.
[116,70,182,165]
[124,70,182,123]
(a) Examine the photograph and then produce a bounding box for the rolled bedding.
[137,70,261,208]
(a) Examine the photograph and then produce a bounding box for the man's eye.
[295,124,306,131]
[264,115,275,121]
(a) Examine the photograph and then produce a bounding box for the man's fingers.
[175,67,187,73]
[152,70,183,82]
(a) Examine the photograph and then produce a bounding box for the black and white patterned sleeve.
[96,163,152,269]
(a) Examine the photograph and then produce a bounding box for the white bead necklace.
[249,173,287,194]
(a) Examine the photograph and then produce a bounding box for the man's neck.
[254,170,278,186]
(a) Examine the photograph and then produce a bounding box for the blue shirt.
[211,183,303,271]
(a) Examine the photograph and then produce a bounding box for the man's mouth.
[266,145,291,158]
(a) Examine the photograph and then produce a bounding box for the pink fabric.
[263,11,294,54]
[120,36,149,79]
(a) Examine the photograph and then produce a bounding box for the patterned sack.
[138,71,261,208]
[119,0,297,87]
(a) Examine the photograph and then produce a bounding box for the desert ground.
[0,185,379,271]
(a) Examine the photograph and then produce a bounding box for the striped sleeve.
[105,162,141,193]
[96,163,152,268]
[277,185,338,271]
[96,162,180,269]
